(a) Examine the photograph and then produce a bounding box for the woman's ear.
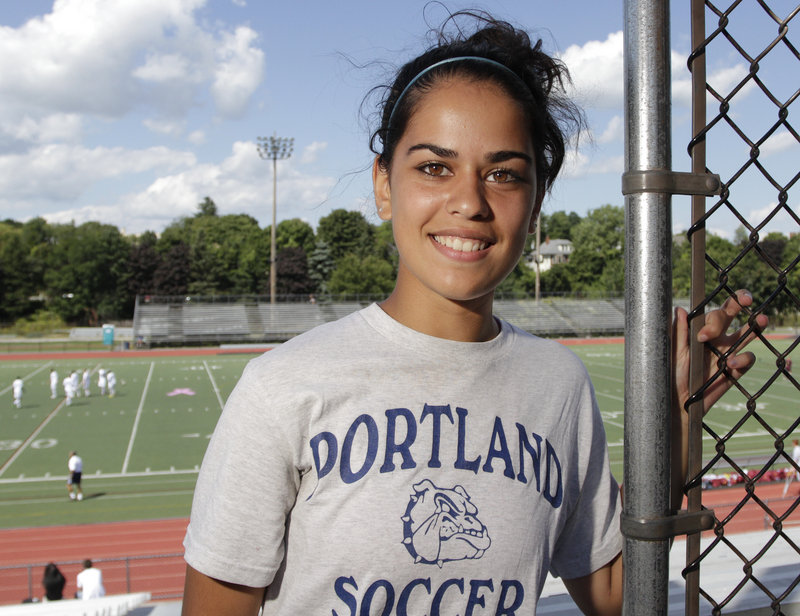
[373,157,392,221]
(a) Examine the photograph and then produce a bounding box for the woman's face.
[374,76,539,308]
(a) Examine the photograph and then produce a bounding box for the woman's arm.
[563,553,623,616]
[564,290,768,615]
[181,566,265,616]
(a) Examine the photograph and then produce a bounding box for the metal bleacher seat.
[0,592,150,616]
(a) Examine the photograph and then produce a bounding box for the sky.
[0,0,797,240]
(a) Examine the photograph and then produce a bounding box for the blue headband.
[387,56,529,131]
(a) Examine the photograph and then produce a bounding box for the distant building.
[528,238,572,272]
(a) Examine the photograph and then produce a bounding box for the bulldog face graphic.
[401,479,491,567]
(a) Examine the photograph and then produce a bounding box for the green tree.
[276,247,315,296]
[540,210,581,240]
[328,254,395,296]
[43,222,130,324]
[154,242,191,296]
[277,218,316,256]
[373,220,398,270]
[317,209,375,262]
[196,196,218,217]
[125,231,161,308]
[308,241,336,294]
[0,222,34,321]
[159,213,268,296]
[565,205,624,295]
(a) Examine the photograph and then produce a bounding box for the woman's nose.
[445,174,490,219]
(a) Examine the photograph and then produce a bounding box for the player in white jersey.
[12,377,23,408]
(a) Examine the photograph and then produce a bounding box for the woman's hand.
[672,289,769,415]
[670,289,770,508]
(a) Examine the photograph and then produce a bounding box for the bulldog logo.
[401,479,491,567]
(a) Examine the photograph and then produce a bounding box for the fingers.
[673,306,689,357]
[697,289,767,345]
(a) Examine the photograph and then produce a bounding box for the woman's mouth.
[432,235,489,253]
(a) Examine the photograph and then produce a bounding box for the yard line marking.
[203,360,225,410]
[121,362,155,475]
[0,467,200,485]
[0,398,63,478]
[0,488,196,507]
[0,361,53,396]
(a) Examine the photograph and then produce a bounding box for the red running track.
[0,483,797,606]
[0,518,188,605]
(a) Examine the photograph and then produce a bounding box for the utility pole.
[257,134,294,303]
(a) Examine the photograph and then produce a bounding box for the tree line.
[0,198,796,327]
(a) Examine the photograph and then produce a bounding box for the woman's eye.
[488,169,518,183]
[420,163,450,177]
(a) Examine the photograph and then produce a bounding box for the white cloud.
[0,0,265,147]
[596,115,623,144]
[187,130,206,145]
[133,53,193,83]
[1,113,83,144]
[760,130,799,157]
[211,27,265,118]
[0,144,195,201]
[560,31,624,110]
[143,118,184,136]
[300,141,328,164]
[30,141,338,233]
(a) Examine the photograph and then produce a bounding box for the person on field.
[49,369,59,399]
[97,368,107,396]
[42,563,66,601]
[107,370,117,398]
[12,376,23,409]
[82,368,91,397]
[181,11,767,615]
[71,370,80,398]
[76,559,105,599]
[67,451,83,501]
[62,374,75,406]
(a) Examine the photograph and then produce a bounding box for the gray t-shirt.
[184,304,622,615]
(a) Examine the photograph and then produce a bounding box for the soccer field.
[0,337,795,530]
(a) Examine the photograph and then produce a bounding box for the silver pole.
[622,0,673,614]
[256,134,294,305]
[271,156,277,303]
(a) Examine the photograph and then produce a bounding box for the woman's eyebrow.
[406,143,531,165]
[407,143,458,158]
[488,150,533,164]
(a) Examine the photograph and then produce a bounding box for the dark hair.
[369,10,584,200]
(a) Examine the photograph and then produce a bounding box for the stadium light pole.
[257,133,294,304]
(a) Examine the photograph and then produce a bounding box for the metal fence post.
[622,0,673,614]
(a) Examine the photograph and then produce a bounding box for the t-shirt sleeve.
[183,359,301,588]
[548,381,623,580]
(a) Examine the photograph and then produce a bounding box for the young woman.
[181,12,764,615]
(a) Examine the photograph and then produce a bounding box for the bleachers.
[133,297,695,345]
[0,592,150,616]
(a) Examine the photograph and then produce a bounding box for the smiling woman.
[179,9,764,616]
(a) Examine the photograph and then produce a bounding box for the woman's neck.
[379,288,498,342]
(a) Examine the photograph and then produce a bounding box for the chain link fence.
[684,1,800,614]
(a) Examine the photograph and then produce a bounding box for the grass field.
[0,336,796,530]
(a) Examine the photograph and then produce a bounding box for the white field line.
[0,361,53,396]
[0,467,200,486]
[121,362,155,474]
[0,486,196,507]
[0,399,64,478]
[203,360,225,410]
